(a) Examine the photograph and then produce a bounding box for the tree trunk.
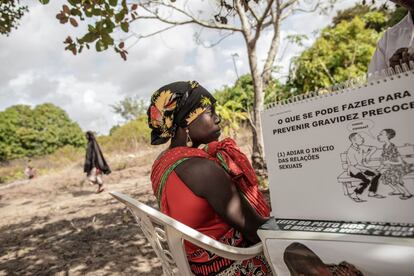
[262,16,281,85]
[246,42,267,178]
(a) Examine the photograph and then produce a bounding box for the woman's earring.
[186,129,193,147]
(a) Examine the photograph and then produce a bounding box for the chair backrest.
[110,191,263,276]
[399,144,414,158]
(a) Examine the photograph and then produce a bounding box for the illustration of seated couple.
[346,129,413,202]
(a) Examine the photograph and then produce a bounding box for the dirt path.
[0,135,270,276]
[0,150,163,276]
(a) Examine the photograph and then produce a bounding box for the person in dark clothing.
[346,133,385,202]
[84,131,111,193]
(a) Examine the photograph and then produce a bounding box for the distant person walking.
[84,131,111,193]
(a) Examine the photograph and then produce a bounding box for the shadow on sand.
[0,192,162,275]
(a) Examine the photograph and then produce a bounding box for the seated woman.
[148,81,272,275]
[377,129,413,200]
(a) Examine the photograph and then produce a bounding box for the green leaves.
[68,0,81,5]
[0,104,85,161]
[120,21,129,32]
[0,1,29,36]
[115,9,126,23]
[109,0,118,7]
[79,32,99,43]
[111,96,148,121]
[101,32,114,45]
[216,101,247,137]
[214,74,287,112]
[95,39,107,52]
[288,7,390,93]
[49,0,134,59]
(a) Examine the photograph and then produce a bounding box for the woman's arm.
[384,156,404,166]
[175,157,268,244]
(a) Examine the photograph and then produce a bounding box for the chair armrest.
[176,226,263,260]
[110,191,263,261]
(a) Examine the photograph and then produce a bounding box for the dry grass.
[0,127,257,189]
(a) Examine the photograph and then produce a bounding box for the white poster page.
[265,238,414,276]
[261,71,414,223]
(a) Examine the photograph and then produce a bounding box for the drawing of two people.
[346,129,413,203]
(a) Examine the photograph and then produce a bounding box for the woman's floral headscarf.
[147,81,216,145]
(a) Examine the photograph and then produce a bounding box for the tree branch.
[140,1,243,32]
[261,0,282,85]
[245,106,257,132]
[194,30,236,48]
[135,14,193,26]
[247,3,260,23]
[251,0,275,43]
[124,25,180,50]
[318,59,335,84]
[280,0,299,11]
[257,0,275,26]
[291,2,321,14]
[234,0,253,43]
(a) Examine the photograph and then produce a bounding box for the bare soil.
[0,149,163,276]
[0,138,270,276]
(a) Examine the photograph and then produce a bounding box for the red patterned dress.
[151,138,272,275]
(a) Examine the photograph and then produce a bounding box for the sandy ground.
[0,149,163,276]
[0,137,270,276]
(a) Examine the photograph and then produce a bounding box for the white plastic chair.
[110,191,263,276]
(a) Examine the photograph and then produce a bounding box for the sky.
[0,0,376,135]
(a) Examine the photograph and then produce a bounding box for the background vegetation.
[287,3,407,93]
[0,2,408,184]
[0,103,86,161]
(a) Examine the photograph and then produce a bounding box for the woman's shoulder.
[176,155,222,175]
[174,156,229,197]
[152,146,212,174]
[175,152,228,180]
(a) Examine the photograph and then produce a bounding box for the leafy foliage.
[332,3,373,26]
[287,3,409,94]
[0,103,86,161]
[0,113,150,184]
[214,74,289,136]
[50,0,134,59]
[0,0,28,36]
[98,114,150,153]
[387,5,408,27]
[214,74,289,113]
[216,101,247,138]
[287,9,388,93]
[111,96,148,121]
[0,144,84,184]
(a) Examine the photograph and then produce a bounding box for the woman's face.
[188,105,221,145]
[377,130,389,142]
